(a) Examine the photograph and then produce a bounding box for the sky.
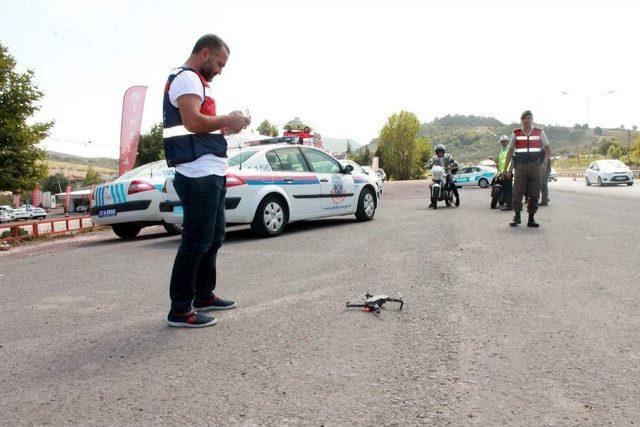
[1,0,639,158]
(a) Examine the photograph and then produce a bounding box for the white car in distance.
[585,159,634,186]
[160,139,379,237]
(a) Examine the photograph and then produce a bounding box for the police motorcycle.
[429,165,460,209]
[490,173,507,209]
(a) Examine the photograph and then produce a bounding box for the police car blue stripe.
[111,185,119,204]
[118,183,126,203]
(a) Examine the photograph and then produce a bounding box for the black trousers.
[169,173,226,313]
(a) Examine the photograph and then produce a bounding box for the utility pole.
[627,130,631,164]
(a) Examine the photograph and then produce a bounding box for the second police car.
[90,160,180,238]
[453,165,498,188]
[160,138,380,237]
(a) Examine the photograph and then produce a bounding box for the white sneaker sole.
[167,318,218,328]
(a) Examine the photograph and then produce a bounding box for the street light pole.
[562,89,615,128]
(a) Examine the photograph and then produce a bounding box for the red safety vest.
[513,127,543,164]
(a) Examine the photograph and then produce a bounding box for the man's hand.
[540,163,548,173]
[225,114,251,134]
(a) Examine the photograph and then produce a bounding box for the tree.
[596,137,619,156]
[357,145,372,166]
[345,141,353,159]
[377,111,424,180]
[594,126,603,136]
[607,144,622,159]
[83,165,102,186]
[135,122,164,167]
[256,119,278,137]
[0,43,53,191]
[414,136,432,177]
[40,172,69,194]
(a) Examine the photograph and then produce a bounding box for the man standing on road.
[503,110,551,228]
[539,157,551,206]
[163,34,250,328]
[498,135,513,211]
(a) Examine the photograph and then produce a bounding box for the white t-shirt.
[168,68,227,178]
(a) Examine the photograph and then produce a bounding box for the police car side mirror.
[343,164,354,174]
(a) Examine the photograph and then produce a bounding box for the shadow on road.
[139,217,360,250]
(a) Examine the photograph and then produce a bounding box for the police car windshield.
[228,149,259,167]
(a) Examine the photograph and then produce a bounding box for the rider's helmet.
[499,135,509,143]
[434,144,446,156]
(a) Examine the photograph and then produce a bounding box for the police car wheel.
[163,222,182,235]
[251,195,288,237]
[478,178,489,188]
[355,187,376,221]
[111,223,142,239]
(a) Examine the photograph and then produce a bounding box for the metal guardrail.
[0,215,97,244]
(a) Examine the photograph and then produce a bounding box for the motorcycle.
[429,165,460,209]
[490,174,506,209]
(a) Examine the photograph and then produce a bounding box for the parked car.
[0,205,12,222]
[9,208,31,221]
[375,168,386,182]
[453,165,497,188]
[361,166,384,195]
[76,205,89,213]
[341,161,383,197]
[0,209,13,223]
[160,139,379,237]
[90,160,179,239]
[27,207,47,219]
[548,168,558,182]
[283,117,311,133]
[585,159,634,186]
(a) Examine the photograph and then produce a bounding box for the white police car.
[91,160,179,238]
[160,138,379,237]
[454,165,497,188]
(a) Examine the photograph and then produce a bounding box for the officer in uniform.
[498,135,513,211]
[503,110,551,228]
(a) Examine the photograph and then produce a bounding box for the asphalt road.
[1,178,639,424]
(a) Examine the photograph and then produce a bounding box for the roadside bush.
[1,227,29,239]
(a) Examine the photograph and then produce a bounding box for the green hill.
[358,115,638,165]
[419,114,636,163]
[46,151,119,170]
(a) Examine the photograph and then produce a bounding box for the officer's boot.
[510,212,521,227]
[527,214,539,228]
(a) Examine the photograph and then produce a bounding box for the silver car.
[585,160,634,186]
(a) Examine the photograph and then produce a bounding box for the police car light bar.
[243,136,298,146]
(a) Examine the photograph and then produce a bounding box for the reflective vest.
[162,67,227,167]
[512,127,543,164]
[498,145,509,171]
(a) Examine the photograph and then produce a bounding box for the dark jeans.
[169,173,226,313]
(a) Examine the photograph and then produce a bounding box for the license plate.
[98,209,117,218]
[173,206,184,215]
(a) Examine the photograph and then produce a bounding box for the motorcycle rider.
[428,144,459,208]
[497,135,513,211]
